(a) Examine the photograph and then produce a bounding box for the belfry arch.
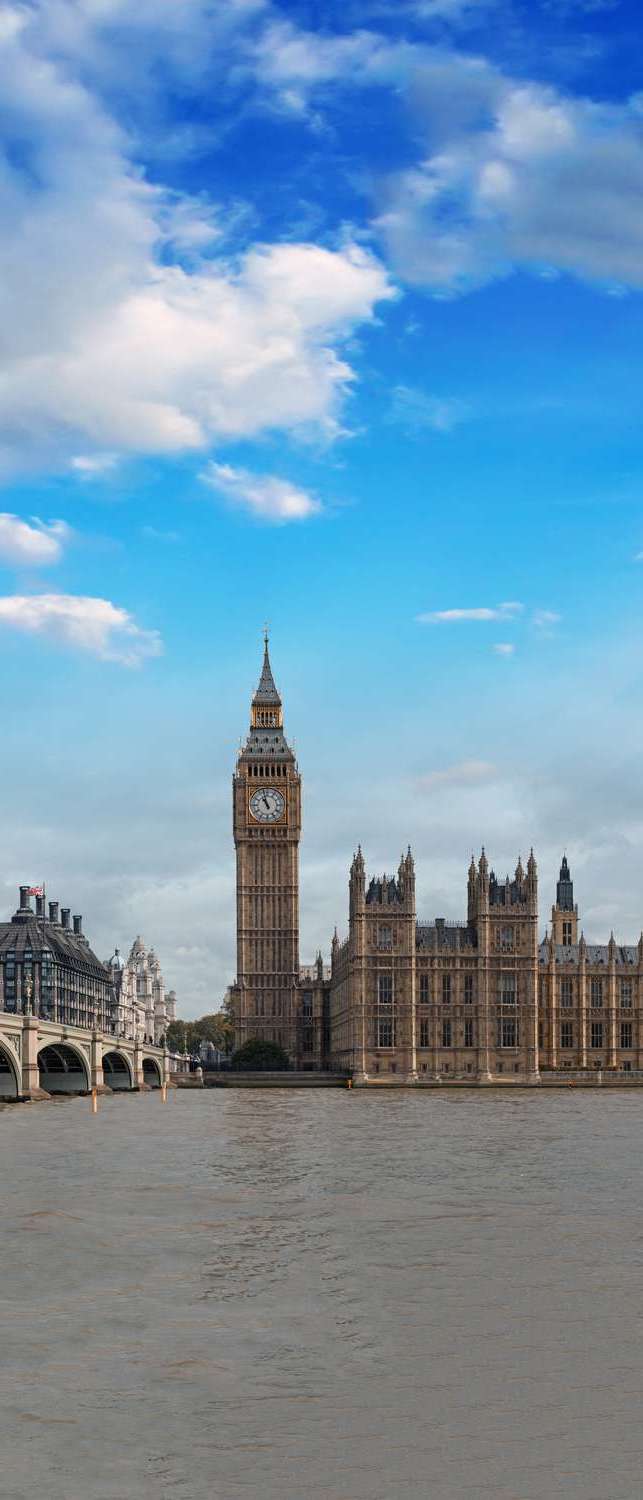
[38,1042,90,1094]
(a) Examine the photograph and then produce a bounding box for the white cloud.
[635,551,643,562]
[0,8,394,474]
[200,463,322,522]
[417,601,523,622]
[71,454,120,479]
[375,56,643,294]
[417,759,496,789]
[493,642,516,656]
[533,609,561,629]
[0,514,70,567]
[390,384,468,432]
[0,594,162,666]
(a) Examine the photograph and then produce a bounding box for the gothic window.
[442,1019,452,1047]
[419,972,430,1003]
[377,1018,394,1047]
[620,979,632,1008]
[377,925,392,951]
[560,977,573,1008]
[442,974,451,1004]
[498,1017,518,1047]
[464,974,474,1004]
[500,926,514,952]
[464,1018,474,1047]
[378,974,393,1006]
[302,991,313,1018]
[620,1021,633,1050]
[560,1021,574,1049]
[499,974,516,1005]
[590,977,603,1006]
[538,1022,544,1047]
[590,1021,603,1049]
[419,1018,430,1047]
[562,920,573,946]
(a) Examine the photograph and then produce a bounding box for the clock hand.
[262,794,270,810]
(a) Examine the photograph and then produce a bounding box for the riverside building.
[230,643,643,1083]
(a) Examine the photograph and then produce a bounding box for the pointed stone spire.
[527,848,537,877]
[253,631,281,707]
[516,855,525,882]
[479,847,488,877]
[608,931,617,960]
[579,930,586,957]
[468,854,476,882]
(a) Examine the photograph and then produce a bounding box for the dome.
[110,947,125,971]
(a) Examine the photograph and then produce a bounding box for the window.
[303,1029,314,1054]
[620,979,632,1009]
[500,926,514,952]
[464,1018,474,1047]
[302,991,313,1018]
[419,972,430,1003]
[378,973,393,1006]
[499,974,516,1005]
[498,1017,518,1048]
[442,1019,452,1047]
[620,1021,633,1050]
[442,974,451,1004]
[562,920,573,946]
[590,1021,603,1049]
[560,1021,574,1049]
[377,925,392,951]
[538,1022,544,1048]
[419,1018,430,1047]
[590,977,603,1006]
[464,974,474,1004]
[377,1018,394,1048]
[560,977,573,1008]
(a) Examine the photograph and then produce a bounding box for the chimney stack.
[35,894,45,918]
[61,907,70,930]
[73,915,82,936]
[19,886,31,912]
[48,901,59,923]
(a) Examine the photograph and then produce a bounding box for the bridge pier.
[22,1017,51,1101]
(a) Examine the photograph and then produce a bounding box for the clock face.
[249,786,285,823]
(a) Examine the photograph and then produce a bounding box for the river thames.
[2,1088,643,1499]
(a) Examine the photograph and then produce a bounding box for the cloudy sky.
[1,0,643,1012]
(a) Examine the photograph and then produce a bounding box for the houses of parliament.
[230,641,643,1083]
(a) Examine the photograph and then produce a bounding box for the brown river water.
[2,1087,643,1500]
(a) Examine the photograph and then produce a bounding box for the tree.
[230,1038,291,1072]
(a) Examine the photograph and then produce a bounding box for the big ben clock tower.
[232,636,301,1060]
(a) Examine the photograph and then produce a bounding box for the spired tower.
[232,637,301,1060]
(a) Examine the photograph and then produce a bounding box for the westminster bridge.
[0,1012,181,1100]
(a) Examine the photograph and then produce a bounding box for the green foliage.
[230,1038,291,1072]
[166,1011,235,1056]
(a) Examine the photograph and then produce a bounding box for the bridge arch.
[38,1041,90,1095]
[142,1056,162,1089]
[102,1050,134,1091]
[0,1040,20,1099]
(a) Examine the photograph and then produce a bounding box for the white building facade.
[107,936,177,1044]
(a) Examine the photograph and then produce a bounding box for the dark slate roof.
[0,917,110,979]
[366,877,401,906]
[240,727,294,761]
[489,874,527,907]
[538,942,639,967]
[252,640,281,706]
[417,923,477,951]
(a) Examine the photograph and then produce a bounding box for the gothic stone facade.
[231,648,643,1081]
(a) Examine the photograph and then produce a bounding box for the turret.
[349,845,366,915]
[551,854,579,945]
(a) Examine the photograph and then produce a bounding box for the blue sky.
[2,0,643,1011]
